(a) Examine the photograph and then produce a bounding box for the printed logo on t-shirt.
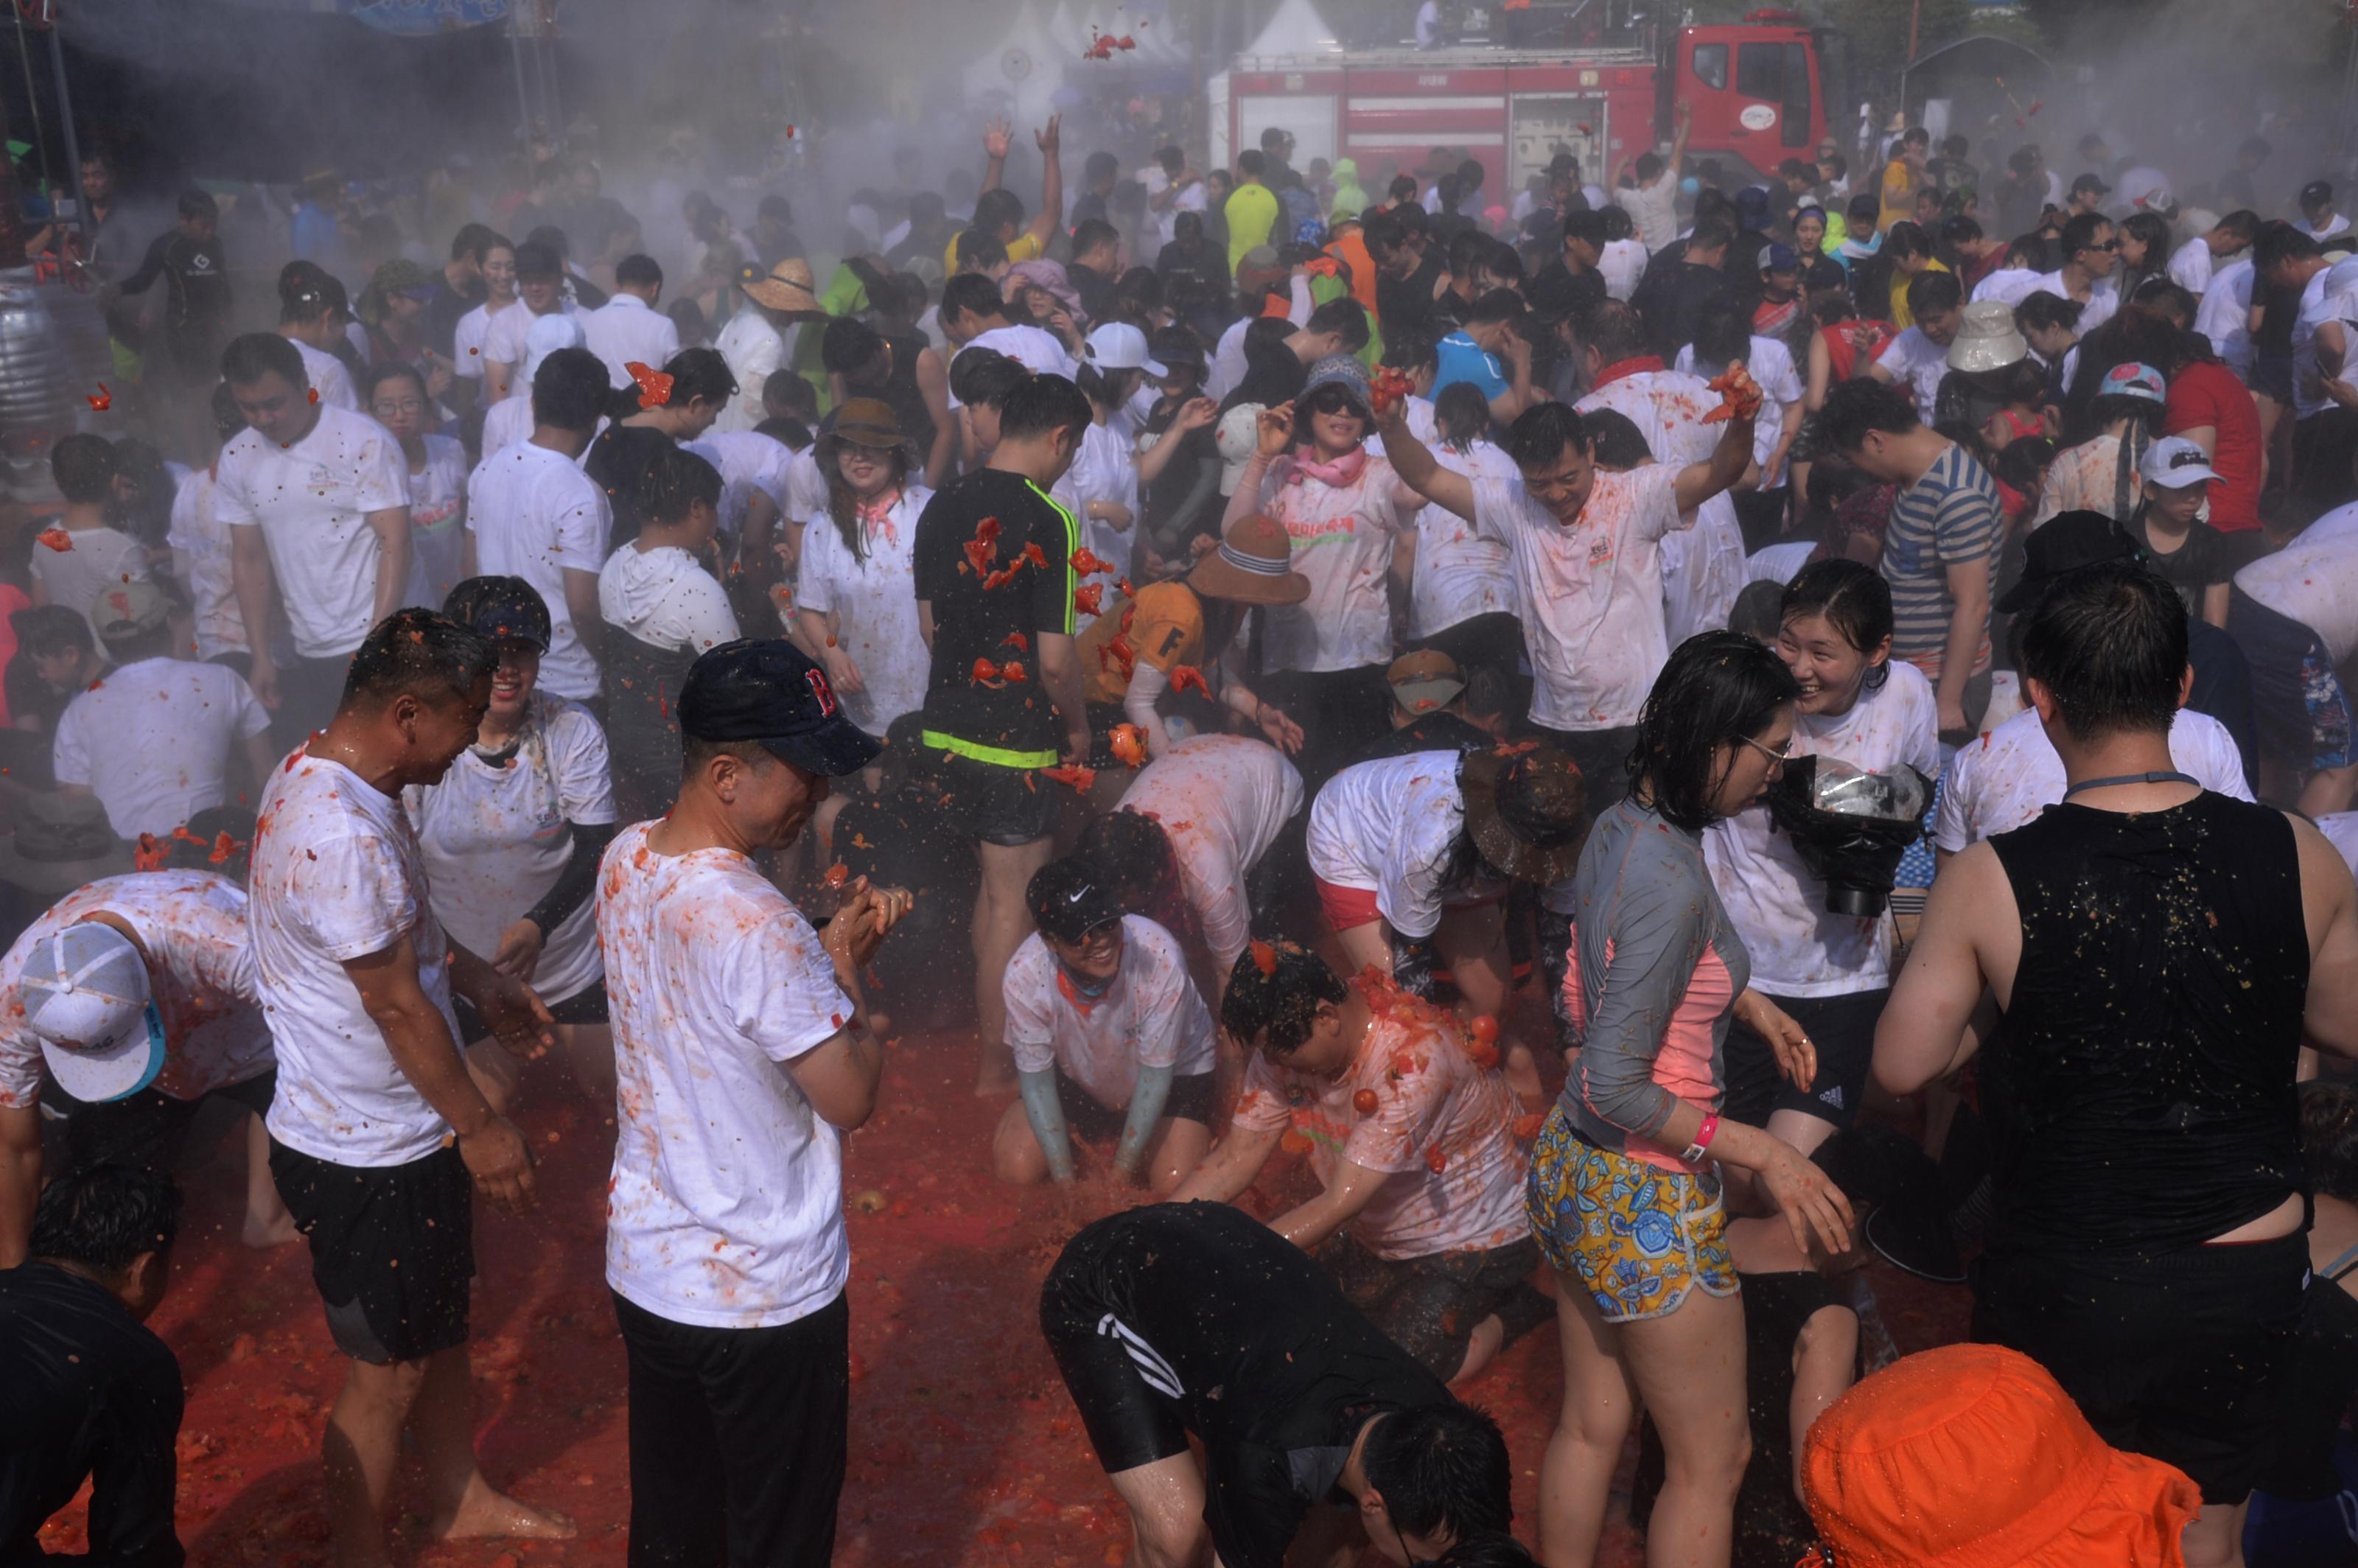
[1588,537,1615,567]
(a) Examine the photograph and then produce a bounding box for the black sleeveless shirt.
[1985,791,2308,1255]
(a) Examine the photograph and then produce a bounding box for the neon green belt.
[921,729,1058,770]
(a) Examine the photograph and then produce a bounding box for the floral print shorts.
[1525,1105,1738,1323]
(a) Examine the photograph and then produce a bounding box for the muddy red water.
[37,1027,1971,1566]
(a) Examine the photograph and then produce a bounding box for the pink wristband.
[1696,1113,1721,1152]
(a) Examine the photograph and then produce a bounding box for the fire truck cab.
[1210,4,1833,208]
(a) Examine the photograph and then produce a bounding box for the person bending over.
[1040,1199,1516,1568]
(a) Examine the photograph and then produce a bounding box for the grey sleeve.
[1572,841,1708,1142]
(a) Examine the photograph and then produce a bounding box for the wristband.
[1679,1113,1721,1166]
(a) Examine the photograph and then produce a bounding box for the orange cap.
[1799,1345,2200,1568]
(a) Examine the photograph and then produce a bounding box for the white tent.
[960,0,1069,123]
[1241,0,1341,60]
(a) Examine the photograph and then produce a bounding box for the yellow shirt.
[1878,158,1918,234]
[1080,581,1205,706]
[1889,258,1951,329]
[945,228,1044,275]
[1225,183,1281,273]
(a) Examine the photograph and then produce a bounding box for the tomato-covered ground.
[37,1023,1972,1566]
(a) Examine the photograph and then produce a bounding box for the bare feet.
[241,1211,302,1249]
[1449,1314,1507,1387]
[430,1476,578,1542]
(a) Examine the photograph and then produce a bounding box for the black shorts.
[269,1138,476,1365]
[52,1068,276,1174]
[1040,1246,1194,1477]
[1314,1231,1550,1382]
[1721,988,1886,1132]
[934,752,1058,847]
[2253,351,2295,405]
[1054,1068,1217,1143]
[451,976,611,1043]
[1971,1228,2308,1504]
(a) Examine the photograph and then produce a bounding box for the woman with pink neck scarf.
[1222,354,1419,785]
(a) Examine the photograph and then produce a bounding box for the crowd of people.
[5,95,2358,1568]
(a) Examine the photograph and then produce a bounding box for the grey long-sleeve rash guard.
[1560,796,1751,1154]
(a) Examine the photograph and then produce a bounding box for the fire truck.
[1209,1,1841,207]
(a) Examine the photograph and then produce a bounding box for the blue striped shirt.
[1881,444,2001,682]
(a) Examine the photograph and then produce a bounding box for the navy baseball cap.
[1758,242,1799,273]
[677,640,882,777]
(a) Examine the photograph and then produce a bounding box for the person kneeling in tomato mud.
[994,857,1218,1194]
[1172,941,1552,1387]
[1040,1199,1525,1568]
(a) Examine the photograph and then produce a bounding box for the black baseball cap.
[2303,180,2336,209]
[2071,172,2110,197]
[676,639,882,777]
[1026,857,1125,944]
[1994,510,2138,614]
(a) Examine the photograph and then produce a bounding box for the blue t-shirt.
[1432,330,1508,404]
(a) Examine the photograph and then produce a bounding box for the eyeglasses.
[373,398,427,416]
[1740,733,1796,763]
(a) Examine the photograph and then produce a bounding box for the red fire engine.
[1211,4,1836,206]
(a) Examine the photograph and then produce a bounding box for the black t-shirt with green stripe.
[912,467,1077,766]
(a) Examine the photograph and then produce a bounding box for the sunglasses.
[2082,239,2121,252]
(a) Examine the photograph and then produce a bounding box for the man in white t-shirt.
[54,582,275,840]
[249,609,572,1564]
[30,434,153,645]
[217,332,414,746]
[1870,270,1967,424]
[482,241,580,407]
[2196,254,2259,376]
[993,861,1217,1194]
[939,273,1078,410]
[2030,212,2121,333]
[581,253,682,392]
[463,347,611,702]
[1143,145,1207,251]
[2233,498,2358,815]
[1173,942,1544,1385]
[1377,363,1760,806]
[598,638,912,1565]
[1615,101,1693,254]
[0,869,283,1264]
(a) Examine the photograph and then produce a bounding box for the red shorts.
[1316,880,1502,935]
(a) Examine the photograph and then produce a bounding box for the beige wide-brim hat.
[1186,513,1310,606]
[741,256,823,315]
[1948,299,2029,374]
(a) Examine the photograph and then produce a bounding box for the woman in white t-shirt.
[1704,561,1937,1158]
[1223,356,1416,783]
[1053,326,1155,630]
[407,576,619,1110]
[365,363,468,609]
[792,399,933,849]
[1402,382,1520,704]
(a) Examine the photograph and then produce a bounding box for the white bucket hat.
[24,920,164,1104]
[1947,300,2030,374]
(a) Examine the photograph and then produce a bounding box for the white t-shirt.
[713,311,793,434]
[2236,500,2358,662]
[290,337,357,410]
[1003,917,1217,1110]
[2317,811,2358,879]
[1676,337,1804,480]
[1873,326,1951,425]
[600,542,741,658]
[1970,267,2043,308]
[1052,423,1140,629]
[464,441,612,699]
[53,657,271,839]
[581,293,684,391]
[403,433,469,610]
[405,695,614,1007]
[452,299,525,382]
[793,487,932,738]
[1704,662,1939,997]
[167,467,245,659]
[1471,462,1690,731]
[214,405,411,659]
[1308,751,1497,939]
[599,819,857,1329]
[685,431,795,548]
[1617,167,1682,253]
[251,751,461,1166]
[1142,165,1207,251]
[2168,235,2217,295]
[483,300,578,382]
[1600,237,1648,301]
[1114,735,1305,967]
[2292,267,2358,422]
[0,872,269,1110]
[29,525,152,643]
[1576,369,1743,643]
[1933,706,2253,853]
[1407,440,1517,639]
[1745,539,1818,585]
[780,446,831,527]
[2196,256,2257,376]
[2029,271,2119,332]
[1256,452,1412,673]
[1232,987,1527,1260]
